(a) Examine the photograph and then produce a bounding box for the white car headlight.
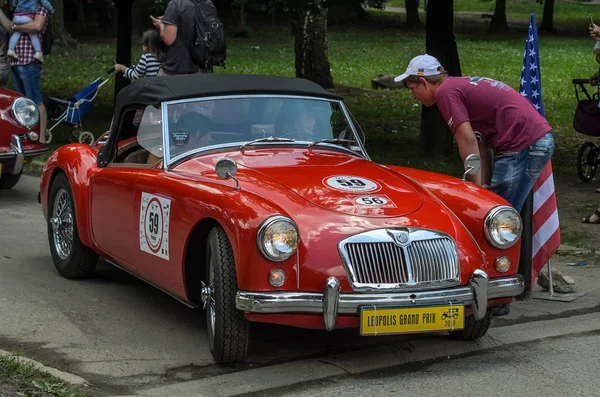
[257,216,299,262]
[484,206,522,249]
[12,97,39,128]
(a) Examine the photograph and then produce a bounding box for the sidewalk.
[497,244,600,326]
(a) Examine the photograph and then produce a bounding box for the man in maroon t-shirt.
[395,54,554,213]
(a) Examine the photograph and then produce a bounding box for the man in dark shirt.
[152,0,211,75]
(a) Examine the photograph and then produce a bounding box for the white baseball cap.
[394,54,443,82]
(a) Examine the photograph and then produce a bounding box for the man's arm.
[159,22,177,46]
[0,9,13,33]
[15,12,46,33]
[454,121,483,185]
[478,140,493,186]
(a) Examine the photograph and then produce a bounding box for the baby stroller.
[45,69,115,145]
[573,76,600,182]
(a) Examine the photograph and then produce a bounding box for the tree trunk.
[51,0,77,48]
[421,0,461,157]
[488,0,508,32]
[292,0,334,89]
[75,0,87,33]
[405,0,422,28]
[539,0,556,33]
[114,0,134,101]
[240,0,246,27]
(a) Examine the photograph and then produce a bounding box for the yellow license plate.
[360,304,465,336]
[0,163,2,174]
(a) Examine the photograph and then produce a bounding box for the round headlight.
[257,216,299,262]
[484,206,522,249]
[12,97,39,128]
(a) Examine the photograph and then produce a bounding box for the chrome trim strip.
[338,228,460,292]
[0,147,49,159]
[339,101,371,161]
[10,135,24,175]
[236,274,524,314]
[24,147,49,157]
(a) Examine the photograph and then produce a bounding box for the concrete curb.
[0,349,89,386]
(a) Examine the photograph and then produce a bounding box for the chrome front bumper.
[0,135,25,175]
[236,270,524,331]
[0,135,47,175]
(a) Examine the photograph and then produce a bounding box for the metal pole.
[547,259,554,297]
[517,190,533,299]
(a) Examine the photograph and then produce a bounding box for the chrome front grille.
[345,242,408,284]
[339,228,460,291]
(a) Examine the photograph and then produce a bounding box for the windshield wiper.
[307,138,357,149]
[240,136,295,151]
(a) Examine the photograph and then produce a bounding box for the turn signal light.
[495,256,511,273]
[269,269,286,287]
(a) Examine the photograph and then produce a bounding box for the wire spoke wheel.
[50,189,74,260]
[47,173,98,279]
[577,141,598,182]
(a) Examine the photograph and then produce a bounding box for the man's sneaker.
[7,48,17,60]
[33,52,43,63]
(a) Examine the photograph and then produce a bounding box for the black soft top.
[113,73,341,118]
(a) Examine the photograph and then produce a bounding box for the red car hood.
[235,149,424,218]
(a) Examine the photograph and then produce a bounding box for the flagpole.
[517,191,533,299]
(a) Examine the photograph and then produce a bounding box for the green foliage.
[0,355,93,397]
[32,4,600,175]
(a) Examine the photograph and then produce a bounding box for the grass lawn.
[26,4,600,178]
[0,353,96,397]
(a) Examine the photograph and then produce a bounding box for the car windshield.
[153,96,360,163]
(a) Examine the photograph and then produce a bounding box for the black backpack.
[41,18,53,55]
[188,0,226,69]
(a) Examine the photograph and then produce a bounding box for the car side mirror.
[215,158,240,190]
[462,154,481,181]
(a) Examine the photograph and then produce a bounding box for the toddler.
[7,0,54,62]
[114,30,164,79]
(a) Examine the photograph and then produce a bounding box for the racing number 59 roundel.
[139,192,171,260]
[324,176,380,193]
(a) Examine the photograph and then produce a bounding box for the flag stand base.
[531,259,587,302]
[531,291,587,302]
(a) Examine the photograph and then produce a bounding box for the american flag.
[519,14,561,286]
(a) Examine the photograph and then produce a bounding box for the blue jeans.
[489,131,555,212]
[11,63,42,105]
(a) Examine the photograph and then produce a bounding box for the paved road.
[276,330,600,397]
[2,175,600,397]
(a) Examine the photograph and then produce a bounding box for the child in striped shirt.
[114,30,164,79]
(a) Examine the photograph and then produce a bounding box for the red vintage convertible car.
[0,91,47,189]
[40,74,524,363]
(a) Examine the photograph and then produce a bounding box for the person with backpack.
[0,5,49,142]
[151,0,226,75]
